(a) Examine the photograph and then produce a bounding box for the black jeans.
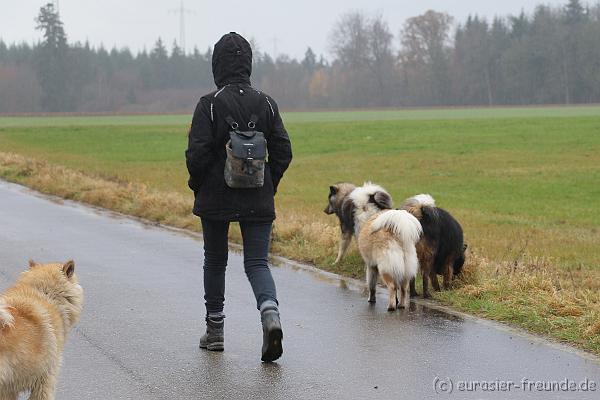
[201,218,277,315]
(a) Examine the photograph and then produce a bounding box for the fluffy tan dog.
[0,260,84,400]
[349,183,422,311]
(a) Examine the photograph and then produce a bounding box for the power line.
[272,37,278,59]
[169,1,195,53]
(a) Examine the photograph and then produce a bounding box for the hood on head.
[212,32,252,88]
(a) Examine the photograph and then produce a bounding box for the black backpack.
[223,113,267,188]
[210,87,268,188]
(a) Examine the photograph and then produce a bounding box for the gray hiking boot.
[199,316,224,351]
[260,301,283,362]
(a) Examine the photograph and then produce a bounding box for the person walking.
[185,32,292,362]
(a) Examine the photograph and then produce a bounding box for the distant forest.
[1,0,599,113]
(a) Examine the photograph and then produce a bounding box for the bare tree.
[401,10,453,64]
[400,10,454,105]
[368,15,395,105]
[329,11,395,106]
[329,11,371,67]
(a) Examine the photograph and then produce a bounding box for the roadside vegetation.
[0,108,599,355]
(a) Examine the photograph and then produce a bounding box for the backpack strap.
[224,114,258,130]
[224,115,239,130]
[248,114,259,129]
[212,86,264,131]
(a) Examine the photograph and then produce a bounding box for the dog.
[348,183,422,310]
[0,260,84,400]
[401,194,467,298]
[324,182,357,263]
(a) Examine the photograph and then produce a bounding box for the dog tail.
[404,194,436,208]
[401,194,437,220]
[371,209,422,245]
[372,210,422,282]
[0,298,14,329]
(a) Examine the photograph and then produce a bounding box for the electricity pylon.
[169,1,195,54]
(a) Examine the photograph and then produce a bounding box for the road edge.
[2,178,599,366]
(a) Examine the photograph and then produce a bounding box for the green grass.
[1,104,600,127]
[1,107,599,354]
[1,111,599,267]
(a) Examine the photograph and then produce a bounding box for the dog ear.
[63,260,75,279]
[329,185,339,196]
[372,191,393,209]
[29,259,38,269]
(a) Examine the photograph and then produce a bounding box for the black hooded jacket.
[185,32,292,222]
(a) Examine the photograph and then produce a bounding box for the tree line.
[1,0,599,113]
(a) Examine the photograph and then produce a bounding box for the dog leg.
[430,269,441,292]
[29,374,57,400]
[366,265,378,303]
[422,271,432,299]
[386,283,397,312]
[334,231,352,264]
[399,279,410,309]
[443,262,453,290]
[409,277,418,298]
[380,272,397,311]
[420,247,434,298]
[398,284,405,309]
[404,279,412,309]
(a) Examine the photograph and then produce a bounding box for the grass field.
[2,105,600,127]
[1,106,599,354]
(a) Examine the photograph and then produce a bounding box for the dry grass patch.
[1,151,599,355]
[0,152,197,230]
[438,248,600,354]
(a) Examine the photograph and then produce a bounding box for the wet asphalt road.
[1,180,599,400]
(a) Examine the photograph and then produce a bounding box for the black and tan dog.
[324,182,357,264]
[401,194,467,298]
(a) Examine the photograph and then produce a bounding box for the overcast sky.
[1,0,577,59]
